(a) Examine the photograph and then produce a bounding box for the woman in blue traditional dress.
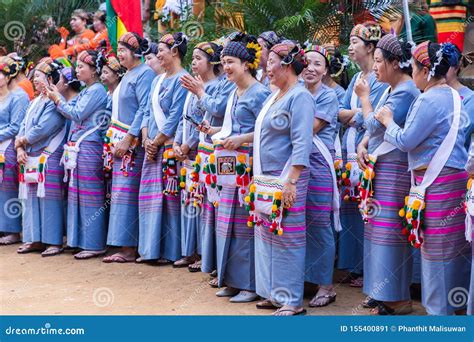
[354,34,420,314]
[46,50,109,259]
[15,60,67,256]
[253,41,314,315]
[257,31,281,87]
[172,41,221,269]
[376,41,471,315]
[181,44,235,280]
[0,59,29,245]
[102,32,156,263]
[197,34,271,302]
[138,33,189,264]
[337,22,388,287]
[302,44,340,308]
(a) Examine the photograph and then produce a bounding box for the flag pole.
[402,0,413,43]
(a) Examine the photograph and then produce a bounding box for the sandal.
[273,306,307,316]
[41,246,64,257]
[309,293,336,307]
[256,299,281,310]
[103,253,135,263]
[0,234,21,245]
[209,278,219,288]
[362,297,379,308]
[188,260,202,273]
[372,301,413,315]
[17,243,45,254]
[156,258,172,266]
[74,250,106,260]
[337,272,361,284]
[173,256,195,268]
[349,277,364,288]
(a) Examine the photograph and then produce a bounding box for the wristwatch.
[287,178,298,185]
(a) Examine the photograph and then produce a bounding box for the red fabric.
[110,0,143,36]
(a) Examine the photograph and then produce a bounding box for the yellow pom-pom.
[399,208,405,217]
[271,204,278,212]
[163,150,168,159]
[209,154,215,163]
[405,196,409,205]
[39,155,46,164]
[342,173,347,179]
[180,182,186,188]
[406,211,413,219]
[244,196,251,203]
[106,129,113,137]
[412,200,421,210]
[180,168,187,176]
[189,186,194,192]
[237,154,247,164]
[246,167,251,173]
[247,221,253,228]
[346,163,352,171]
[195,155,201,163]
[249,184,256,193]
[277,228,283,235]
[468,178,473,189]
[0,155,4,163]
[274,191,282,200]
[364,169,370,179]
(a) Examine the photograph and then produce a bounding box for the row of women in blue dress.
[0,22,473,316]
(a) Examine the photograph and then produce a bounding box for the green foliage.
[0,0,100,61]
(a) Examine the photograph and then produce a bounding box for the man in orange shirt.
[48,9,96,60]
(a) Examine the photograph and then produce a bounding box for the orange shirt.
[17,79,34,101]
[64,29,109,56]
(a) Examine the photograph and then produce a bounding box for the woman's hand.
[113,135,132,159]
[180,74,205,98]
[45,84,61,103]
[282,181,297,208]
[222,136,242,150]
[196,120,213,134]
[375,106,394,127]
[15,136,29,149]
[354,78,370,99]
[357,143,369,171]
[16,148,28,164]
[144,138,158,160]
[173,143,189,162]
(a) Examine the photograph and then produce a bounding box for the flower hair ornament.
[246,41,262,70]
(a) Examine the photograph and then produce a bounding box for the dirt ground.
[0,244,426,315]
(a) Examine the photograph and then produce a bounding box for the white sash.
[253,91,284,176]
[313,135,342,232]
[411,88,461,190]
[370,86,395,158]
[151,74,167,133]
[181,92,193,143]
[211,89,236,142]
[0,139,12,154]
[111,81,122,121]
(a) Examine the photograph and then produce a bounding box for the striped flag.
[106,0,143,51]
